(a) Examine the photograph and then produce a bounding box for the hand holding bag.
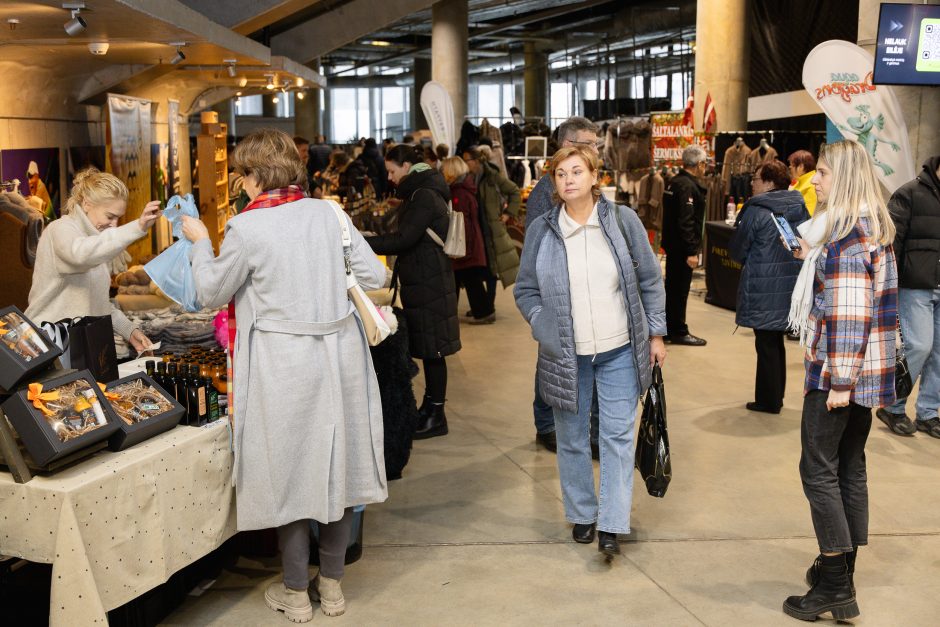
[635,364,672,498]
[144,194,202,312]
[895,314,914,400]
[326,200,391,346]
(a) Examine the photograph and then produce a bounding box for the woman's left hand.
[129,329,154,355]
[500,214,511,224]
[649,336,667,367]
[826,389,851,411]
[181,215,210,243]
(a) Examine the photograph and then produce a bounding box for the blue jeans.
[552,344,640,534]
[888,287,940,420]
[535,364,600,441]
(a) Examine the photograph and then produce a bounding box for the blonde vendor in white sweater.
[26,168,161,353]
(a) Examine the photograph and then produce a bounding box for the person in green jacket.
[463,145,521,320]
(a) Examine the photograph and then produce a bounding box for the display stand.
[196,122,230,254]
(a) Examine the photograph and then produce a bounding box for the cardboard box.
[2,370,119,467]
[0,306,62,392]
[105,372,184,451]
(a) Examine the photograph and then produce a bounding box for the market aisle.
[162,284,940,626]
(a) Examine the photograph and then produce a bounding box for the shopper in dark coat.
[366,144,460,440]
[661,145,708,346]
[730,160,810,413]
[878,154,940,437]
[441,156,491,323]
[357,138,388,198]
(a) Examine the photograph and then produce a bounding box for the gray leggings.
[277,508,355,589]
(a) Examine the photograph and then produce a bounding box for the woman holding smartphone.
[783,140,898,622]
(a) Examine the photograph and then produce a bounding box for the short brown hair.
[231,128,307,192]
[788,149,816,173]
[757,160,791,190]
[440,156,469,184]
[548,146,602,206]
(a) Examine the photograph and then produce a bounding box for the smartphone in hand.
[773,215,802,252]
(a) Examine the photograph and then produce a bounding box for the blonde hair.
[66,167,128,215]
[230,128,308,192]
[818,140,895,246]
[548,146,602,206]
[440,156,469,184]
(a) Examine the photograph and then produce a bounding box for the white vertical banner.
[420,81,455,156]
[802,40,915,193]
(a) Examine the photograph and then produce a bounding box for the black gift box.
[105,372,184,451]
[0,306,62,392]
[1,369,120,467]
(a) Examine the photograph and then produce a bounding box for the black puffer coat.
[366,168,461,360]
[729,189,809,330]
[889,156,940,289]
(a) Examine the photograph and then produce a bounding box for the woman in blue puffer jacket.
[730,160,810,414]
[514,145,667,558]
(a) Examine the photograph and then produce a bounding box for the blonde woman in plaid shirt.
[783,140,898,622]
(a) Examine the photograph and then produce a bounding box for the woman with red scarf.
[181,129,387,622]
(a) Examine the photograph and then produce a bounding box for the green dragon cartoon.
[836,104,900,176]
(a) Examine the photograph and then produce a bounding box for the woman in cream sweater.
[26,168,161,353]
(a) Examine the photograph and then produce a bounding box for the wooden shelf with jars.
[196,119,230,253]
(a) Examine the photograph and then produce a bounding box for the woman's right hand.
[792,237,810,260]
[181,215,210,243]
[137,200,163,231]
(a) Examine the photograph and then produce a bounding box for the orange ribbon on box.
[27,383,59,416]
[97,382,119,401]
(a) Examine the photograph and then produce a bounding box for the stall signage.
[651,112,714,165]
[802,40,914,193]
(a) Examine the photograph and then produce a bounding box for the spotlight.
[296,91,305,100]
[266,76,275,90]
[63,3,87,36]
[296,77,304,88]
[170,47,186,65]
[237,76,248,88]
[272,95,280,104]
[227,65,236,78]
[224,59,237,78]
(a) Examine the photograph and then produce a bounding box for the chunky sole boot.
[784,553,858,622]
[264,582,314,623]
[310,575,346,617]
[413,403,448,440]
[805,550,856,595]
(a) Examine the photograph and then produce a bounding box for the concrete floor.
[162,278,940,626]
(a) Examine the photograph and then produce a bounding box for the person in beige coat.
[181,129,387,622]
[26,168,159,353]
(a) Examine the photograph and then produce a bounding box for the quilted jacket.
[514,197,667,413]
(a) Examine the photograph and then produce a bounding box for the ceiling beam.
[269,0,435,64]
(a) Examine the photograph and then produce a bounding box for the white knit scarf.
[787,206,869,345]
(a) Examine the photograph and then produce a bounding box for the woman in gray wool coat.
[514,145,667,558]
[181,129,387,623]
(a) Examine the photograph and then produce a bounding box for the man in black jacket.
[661,145,708,346]
[878,155,940,438]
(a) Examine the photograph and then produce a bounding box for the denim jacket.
[514,197,667,413]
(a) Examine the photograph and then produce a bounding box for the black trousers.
[754,329,786,410]
[423,357,447,404]
[455,267,494,319]
[664,250,693,337]
[486,274,498,312]
[799,390,872,553]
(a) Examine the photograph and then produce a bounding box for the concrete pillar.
[262,92,278,118]
[322,84,333,142]
[413,57,432,131]
[213,98,236,137]
[524,42,548,119]
[694,0,749,132]
[295,89,321,140]
[857,0,940,167]
[514,83,524,112]
[431,0,468,128]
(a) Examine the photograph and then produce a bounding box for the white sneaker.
[311,574,346,617]
[264,581,314,623]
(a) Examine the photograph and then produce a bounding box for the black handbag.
[635,364,671,498]
[895,315,913,400]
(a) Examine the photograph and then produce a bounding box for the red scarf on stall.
[225,186,307,413]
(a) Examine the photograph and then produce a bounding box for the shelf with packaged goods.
[197,122,229,254]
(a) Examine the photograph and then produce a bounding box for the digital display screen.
[873,3,940,86]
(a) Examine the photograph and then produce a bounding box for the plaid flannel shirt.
[804,218,898,408]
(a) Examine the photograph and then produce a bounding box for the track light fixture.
[265,74,275,90]
[237,76,248,88]
[224,59,237,78]
[169,42,187,65]
[63,2,86,36]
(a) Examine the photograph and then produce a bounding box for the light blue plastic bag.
[144,194,202,312]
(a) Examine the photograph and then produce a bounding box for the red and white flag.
[681,91,694,128]
[703,92,717,133]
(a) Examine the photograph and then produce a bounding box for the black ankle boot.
[597,531,620,556]
[806,546,857,594]
[413,402,448,440]
[784,553,859,621]
[417,394,432,418]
